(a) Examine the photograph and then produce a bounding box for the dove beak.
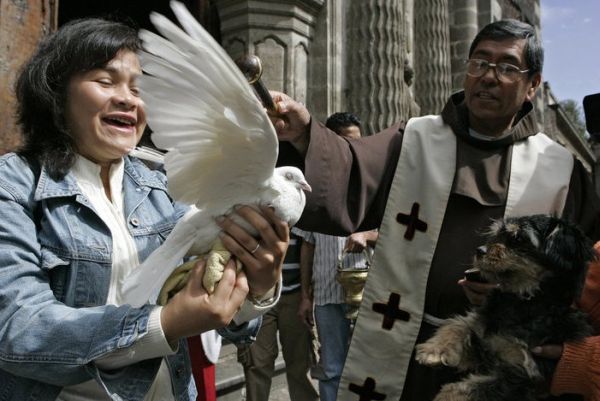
[300,181,312,193]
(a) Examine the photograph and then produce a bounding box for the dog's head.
[473,214,594,300]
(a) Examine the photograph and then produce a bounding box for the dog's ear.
[542,218,594,274]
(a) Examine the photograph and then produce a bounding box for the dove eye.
[285,172,293,180]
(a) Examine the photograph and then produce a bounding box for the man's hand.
[297,294,314,329]
[531,344,564,359]
[344,230,379,253]
[269,91,311,155]
[458,278,499,305]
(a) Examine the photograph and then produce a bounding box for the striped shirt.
[293,228,371,306]
[282,232,302,293]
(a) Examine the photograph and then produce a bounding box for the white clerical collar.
[468,128,512,142]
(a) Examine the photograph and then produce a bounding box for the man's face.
[337,125,362,139]
[463,38,541,137]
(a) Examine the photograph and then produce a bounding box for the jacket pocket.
[40,248,70,303]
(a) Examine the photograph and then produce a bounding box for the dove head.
[277,166,312,193]
[271,166,311,226]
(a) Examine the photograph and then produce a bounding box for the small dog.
[415,214,594,401]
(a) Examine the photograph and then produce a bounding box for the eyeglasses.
[465,59,530,83]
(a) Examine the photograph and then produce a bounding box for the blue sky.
[541,1,600,111]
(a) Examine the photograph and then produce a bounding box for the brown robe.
[280,92,600,401]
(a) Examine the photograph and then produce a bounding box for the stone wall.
[0,0,58,154]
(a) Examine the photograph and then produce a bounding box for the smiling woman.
[15,19,143,180]
[64,50,146,170]
[0,16,287,401]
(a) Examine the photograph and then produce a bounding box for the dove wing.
[139,0,278,215]
[123,1,280,307]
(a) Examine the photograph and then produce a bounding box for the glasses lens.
[466,59,487,77]
[496,63,519,83]
[466,59,524,83]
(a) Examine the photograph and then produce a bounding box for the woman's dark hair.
[15,18,141,179]
[468,19,543,77]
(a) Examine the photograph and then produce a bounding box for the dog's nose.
[476,245,487,256]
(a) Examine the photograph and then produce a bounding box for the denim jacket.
[0,154,258,401]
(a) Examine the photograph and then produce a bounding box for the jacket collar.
[34,156,167,201]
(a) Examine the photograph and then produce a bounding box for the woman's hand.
[161,258,248,343]
[269,91,311,155]
[217,205,289,299]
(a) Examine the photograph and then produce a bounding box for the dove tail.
[121,209,201,307]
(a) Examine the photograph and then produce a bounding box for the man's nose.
[480,65,499,83]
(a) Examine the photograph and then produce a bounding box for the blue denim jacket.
[0,154,258,401]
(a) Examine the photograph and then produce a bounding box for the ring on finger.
[250,243,261,254]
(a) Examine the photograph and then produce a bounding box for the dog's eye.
[501,232,527,248]
[506,234,521,245]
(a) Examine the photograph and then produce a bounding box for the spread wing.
[138,0,278,213]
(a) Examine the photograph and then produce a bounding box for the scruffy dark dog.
[415,214,594,401]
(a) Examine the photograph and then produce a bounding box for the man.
[324,111,363,138]
[236,231,318,401]
[294,112,378,401]
[271,19,600,400]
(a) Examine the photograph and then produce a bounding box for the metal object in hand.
[235,54,276,112]
[335,249,372,320]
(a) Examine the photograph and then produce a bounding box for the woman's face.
[64,50,146,166]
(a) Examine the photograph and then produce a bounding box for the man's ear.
[525,72,542,101]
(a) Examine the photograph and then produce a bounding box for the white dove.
[121,1,311,308]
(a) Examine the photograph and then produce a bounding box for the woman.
[0,18,288,400]
[535,242,600,401]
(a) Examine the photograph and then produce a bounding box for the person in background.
[294,111,378,401]
[324,111,363,138]
[0,18,287,400]
[533,242,600,401]
[236,230,319,401]
[270,19,600,401]
[294,227,376,401]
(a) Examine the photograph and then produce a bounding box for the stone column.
[449,0,479,92]
[413,0,451,115]
[477,0,502,28]
[345,1,410,134]
[308,0,344,122]
[216,0,324,105]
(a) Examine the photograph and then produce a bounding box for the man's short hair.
[468,19,543,77]
[325,112,362,133]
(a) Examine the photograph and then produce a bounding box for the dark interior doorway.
[57,0,221,41]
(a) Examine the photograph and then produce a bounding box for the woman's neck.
[99,165,113,201]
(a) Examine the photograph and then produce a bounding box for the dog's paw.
[434,383,470,401]
[415,341,462,367]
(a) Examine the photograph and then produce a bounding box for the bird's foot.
[203,239,242,294]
